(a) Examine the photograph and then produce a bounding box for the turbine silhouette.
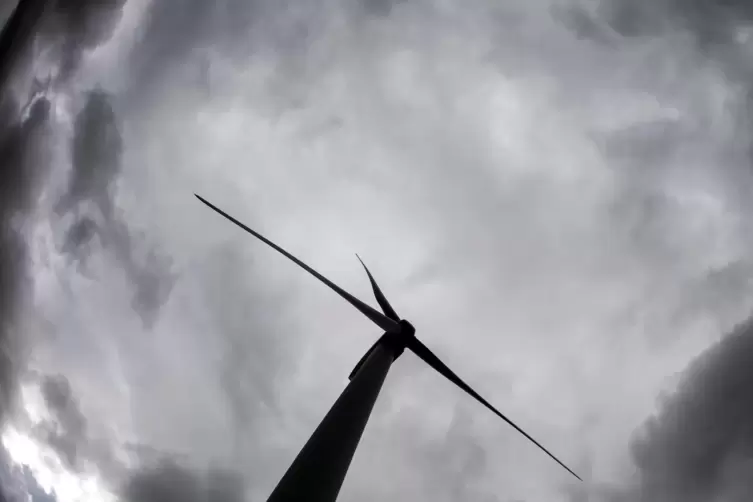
[195,194,580,501]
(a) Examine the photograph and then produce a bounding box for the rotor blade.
[195,194,399,333]
[405,337,582,481]
[355,254,400,321]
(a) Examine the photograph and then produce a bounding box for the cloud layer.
[3,0,753,501]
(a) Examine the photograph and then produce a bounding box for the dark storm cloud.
[596,0,753,91]
[123,0,393,108]
[0,0,56,426]
[358,0,404,17]
[574,316,753,502]
[123,0,258,106]
[38,0,127,83]
[126,0,404,96]
[596,118,690,167]
[128,0,216,76]
[21,372,123,483]
[56,89,175,327]
[564,0,753,338]
[627,317,753,502]
[37,374,87,470]
[0,0,135,424]
[550,3,618,46]
[0,94,52,420]
[57,89,121,219]
[121,460,244,502]
[598,0,753,45]
[0,18,140,502]
[0,0,48,88]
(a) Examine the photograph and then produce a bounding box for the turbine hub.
[397,319,415,338]
[381,320,415,360]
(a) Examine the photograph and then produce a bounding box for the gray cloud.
[554,2,753,500]
[549,0,753,340]
[37,374,87,471]
[359,0,403,17]
[38,0,127,84]
[121,0,260,108]
[0,0,57,426]
[57,89,122,219]
[0,94,52,421]
[11,372,123,488]
[55,88,175,327]
[585,1,753,497]
[120,460,244,502]
[0,4,153,502]
[598,0,753,45]
[0,0,137,425]
[631,317,753,501]
[0,0,47,88]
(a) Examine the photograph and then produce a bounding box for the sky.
[1,0,753,501]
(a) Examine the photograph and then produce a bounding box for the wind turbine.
[195,194,580,502]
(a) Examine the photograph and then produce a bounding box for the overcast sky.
[1,0,753,501]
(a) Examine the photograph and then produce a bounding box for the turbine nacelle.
[396,319,415,337]
[385,319,415,354]
[349,320,415,380]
